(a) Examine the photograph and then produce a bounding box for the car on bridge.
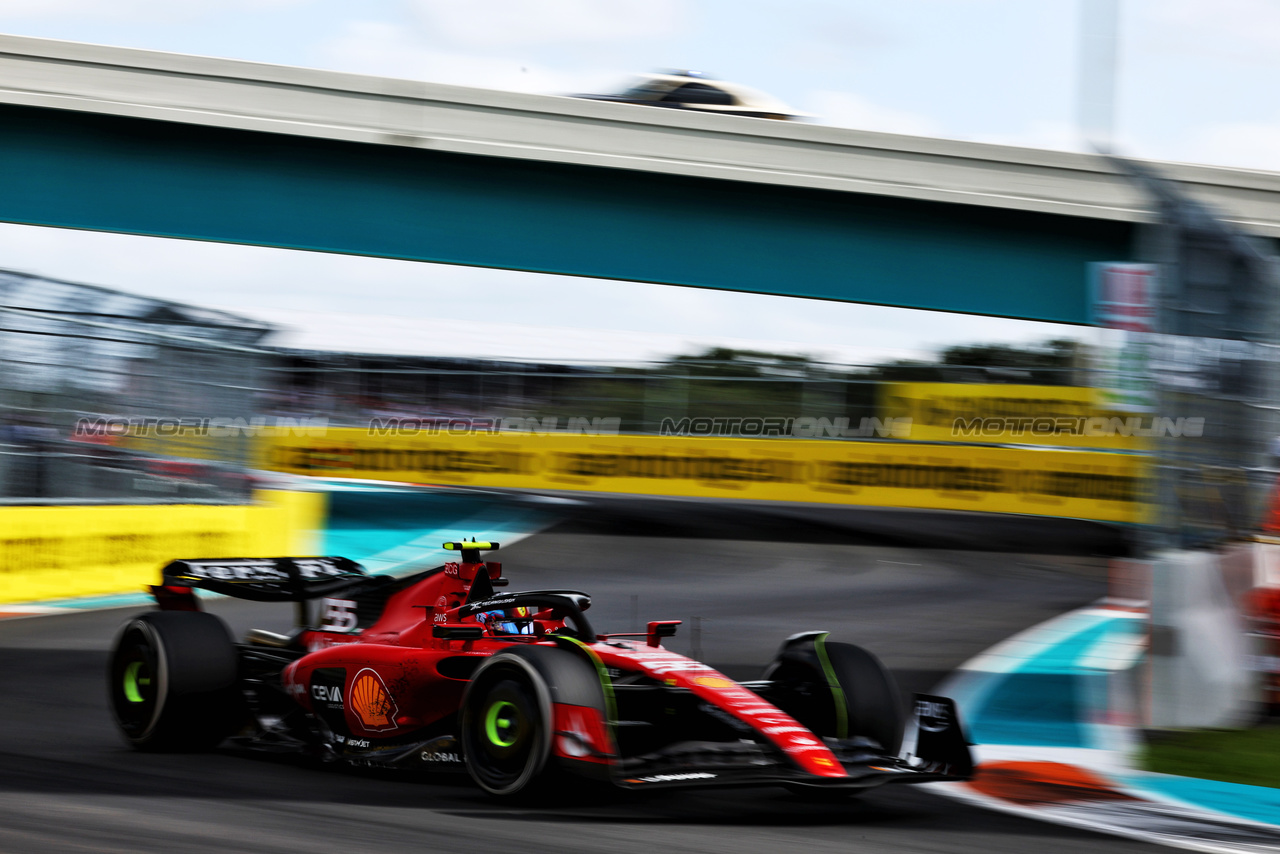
[108,540,972,800]
[575,71,809,121]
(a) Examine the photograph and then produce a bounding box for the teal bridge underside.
[0,103,1132,323]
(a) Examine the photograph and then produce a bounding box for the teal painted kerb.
[0,103,1132,323]
[321,490,509,560]
[1119,774,1280,827]
[965,619,1117,748]
[321,489,556,574]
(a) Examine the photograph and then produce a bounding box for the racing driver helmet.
[478,606,535,635]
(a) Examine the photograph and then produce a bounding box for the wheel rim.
[463,668,547,795]
[484,700,521,748]
[122,661,151,703]
[109,626,164,741]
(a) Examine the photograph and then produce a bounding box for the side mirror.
[646,620,681,648]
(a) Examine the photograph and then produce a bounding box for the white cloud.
[227,305,930,365]
[0,0,303,23]
[408,0,681,49]
[803,91,939,137]
[323,21,616,93]
[1183,121,1280,173]
[1138,0,1280,61]
[970,120,1085,154]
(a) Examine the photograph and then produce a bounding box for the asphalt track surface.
[0,501,1160,854]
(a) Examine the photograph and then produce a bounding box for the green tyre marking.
[123,661,149,704]
[484,700,519,747]
[554,636,618,731]
[813,633,849,740]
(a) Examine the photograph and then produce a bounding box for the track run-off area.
[0,499,1166,854]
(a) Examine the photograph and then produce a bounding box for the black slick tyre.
[460,653,555,798]
[108,611,244,752]
[824,641,904,755]
[763,635,904,754]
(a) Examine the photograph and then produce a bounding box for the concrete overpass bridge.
[1,33,1278,324]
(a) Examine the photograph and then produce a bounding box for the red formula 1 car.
[108,541,973,798]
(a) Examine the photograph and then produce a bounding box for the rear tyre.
[108,611,244,752]
[460,655,554,798]
[763,636,904,754]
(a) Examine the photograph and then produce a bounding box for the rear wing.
[160,556,372,602]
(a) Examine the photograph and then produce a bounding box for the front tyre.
[108,611,243,752]
[460,655,553,797]
[763,635,904,755]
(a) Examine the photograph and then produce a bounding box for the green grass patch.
[1140,725,1280,789]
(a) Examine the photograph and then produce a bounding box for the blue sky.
[0,0,1274,362]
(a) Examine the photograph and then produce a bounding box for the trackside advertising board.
[0,490,324,603]
[879,383,1154,451]
[259,430,1150,524]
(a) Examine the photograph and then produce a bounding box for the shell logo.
[349,668,400,731]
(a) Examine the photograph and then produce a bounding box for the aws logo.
[349,668,400,732]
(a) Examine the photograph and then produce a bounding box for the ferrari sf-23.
[109,541,974,799]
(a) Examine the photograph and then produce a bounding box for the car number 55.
[320,598,358,633]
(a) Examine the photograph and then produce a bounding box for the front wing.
[601,693,975,791]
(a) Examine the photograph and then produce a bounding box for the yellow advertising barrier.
[0,490,325,604]
[259,430,1150,524]
[879,383,1149,450]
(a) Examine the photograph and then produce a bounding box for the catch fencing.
[0,266,1161,524]
[0,269,269,504]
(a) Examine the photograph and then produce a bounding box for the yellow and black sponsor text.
[259,430,1149,524]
